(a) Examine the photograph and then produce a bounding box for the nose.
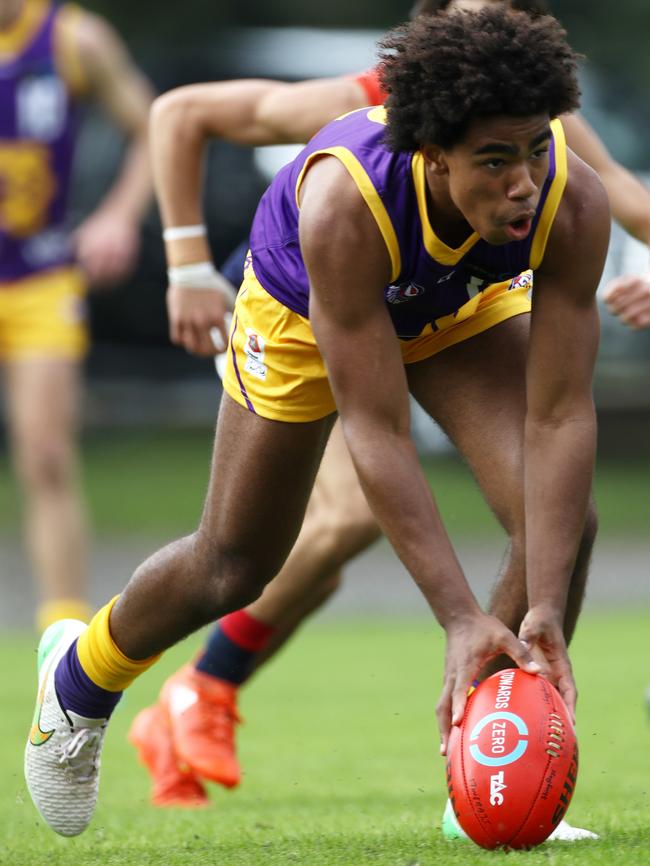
[506,165,537,201]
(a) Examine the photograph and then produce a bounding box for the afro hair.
[382,5,580,151]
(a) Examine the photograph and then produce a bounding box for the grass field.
[1,612,649,865]
[1,429,649,538]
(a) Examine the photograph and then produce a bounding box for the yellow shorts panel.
[222,267,532,423]
[0,266,89,361]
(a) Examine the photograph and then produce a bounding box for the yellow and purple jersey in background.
[0,1,81,282]
[248,106,567,340]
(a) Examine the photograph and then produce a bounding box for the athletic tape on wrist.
[162,224,206,242]
[167,261,237,306]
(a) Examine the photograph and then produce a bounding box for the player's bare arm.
[62,9,154,285]
[561,113,650,329]
[519,152,610,713]
[151,75,370,355]
[300,156,540,750]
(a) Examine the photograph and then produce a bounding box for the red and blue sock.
[195,610,274,685]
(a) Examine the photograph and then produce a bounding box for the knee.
[187,534,273,615]
[311,493,380,563]
[13,436,75,491]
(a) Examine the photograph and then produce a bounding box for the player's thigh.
[199,392,335,578]
[406,315,529,529]
[5,357,82,456]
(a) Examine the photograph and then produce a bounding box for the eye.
[481,158,506,169]
[530,147,550,160]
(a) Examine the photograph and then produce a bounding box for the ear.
[422,144,448,176]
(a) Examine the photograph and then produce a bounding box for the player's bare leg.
[136,420,378,796]
[407,314,598,842]
[112,396,335,658]
[242,420,379,635]
[25,394,335,834]
[5,358,92,630]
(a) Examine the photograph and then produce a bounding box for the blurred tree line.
[86,0,650,86]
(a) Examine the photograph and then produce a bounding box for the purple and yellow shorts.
[222,263,531,423]
[0,266,88,361]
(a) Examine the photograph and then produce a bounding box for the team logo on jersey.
[386,281,425,304]
[509,270,534,292]
[16,75,67,141]
[243,329,267,381]
[0,143,57,237]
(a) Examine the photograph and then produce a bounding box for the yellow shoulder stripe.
[530,118,567,270]
[412,151,480,265]
[0,0,48,56]
[53,4,89,97]
[295,146,401,282]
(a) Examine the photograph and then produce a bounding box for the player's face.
[423,113,552,245]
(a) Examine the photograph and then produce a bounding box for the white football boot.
[25,619,108,837]
[441,799,599,843]
[547,820,599,841]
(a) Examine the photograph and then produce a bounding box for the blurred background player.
[130,0,650,826]
[0,0,153,631]
[130,0,650,820]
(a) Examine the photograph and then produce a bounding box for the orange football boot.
[128,703,209,808]
[160,665,242,788]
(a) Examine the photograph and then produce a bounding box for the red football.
[446,668,578,849]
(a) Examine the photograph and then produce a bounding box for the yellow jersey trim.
[411,151,480,266]
[53,4,89,97]
[530,118,567,270]
[0,0,48,57]
[295,146,402,283]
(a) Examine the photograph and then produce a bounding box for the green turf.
[1,429,648,537]
[2,612,649,865]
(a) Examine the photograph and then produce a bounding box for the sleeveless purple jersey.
[249,107,566,339]
[0,2,78,281]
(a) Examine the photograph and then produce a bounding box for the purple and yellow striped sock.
[55,596,160,720]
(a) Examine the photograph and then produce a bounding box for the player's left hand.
[74,208,140,287]
[519,604,577,723]
[603,272,650,330]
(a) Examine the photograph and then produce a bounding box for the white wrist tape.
[167,261,237,306]
[163,224,206,242]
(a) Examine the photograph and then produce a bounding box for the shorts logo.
[509,270,534,293]
[244,328,267,381]
[469,711,529,767]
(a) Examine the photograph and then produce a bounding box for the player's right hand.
[603,272,650,330]
[167,273,236,357]
[437,611,541,757]
[519,605,577,723]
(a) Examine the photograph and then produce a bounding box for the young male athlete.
[132,0,650,820]
[0,0,153,630]
[25,7,610,838]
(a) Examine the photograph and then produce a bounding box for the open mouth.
[504,216,533,241]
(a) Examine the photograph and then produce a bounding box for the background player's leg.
[406,314,597,657]
[110,394,334,660]
[5,358,91,628]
